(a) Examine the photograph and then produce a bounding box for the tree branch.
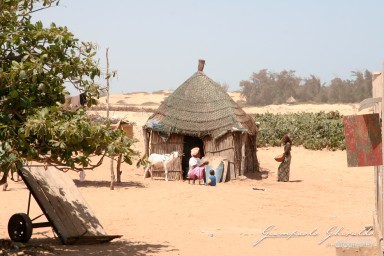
[31,151,109,172]
[17,4,56,17]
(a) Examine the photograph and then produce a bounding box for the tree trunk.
[110,157,115,190]
[116,154,122,183]
[0,171,7,186]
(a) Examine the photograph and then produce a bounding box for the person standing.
[277,134,292,182]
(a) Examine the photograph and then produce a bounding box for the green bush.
[254,111,345,150]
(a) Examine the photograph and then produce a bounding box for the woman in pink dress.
[188,147,208,184]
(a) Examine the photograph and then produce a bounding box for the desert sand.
[0,91,377,256]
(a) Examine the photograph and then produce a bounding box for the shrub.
[254,111,345,150]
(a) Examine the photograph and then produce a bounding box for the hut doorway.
[182,136,204,178]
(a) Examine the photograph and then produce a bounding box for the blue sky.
[33,0,384,94]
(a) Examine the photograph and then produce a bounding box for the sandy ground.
[0,92,378,256]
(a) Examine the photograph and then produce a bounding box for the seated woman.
[187,147,208,185]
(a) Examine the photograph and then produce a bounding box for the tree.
[0,0,141,184]
[275,70,300,104]
[240,69,275,106]
[216,81,229,92]
[328,78,345,103]
[240,68,372,105]
[298,75,322,102]
[240,69,301,106]
[351,70,372,101]
[240,79,259,105]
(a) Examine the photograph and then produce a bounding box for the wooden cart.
[8,165,121,244]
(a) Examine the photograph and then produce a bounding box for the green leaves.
[0,0,140,173]
[255,111,345,150]
[20,107,140,170]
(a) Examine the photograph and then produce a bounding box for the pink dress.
[188,157,205,179]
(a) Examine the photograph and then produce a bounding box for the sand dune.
[99,91,370,116]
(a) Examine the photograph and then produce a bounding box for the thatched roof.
[145,71,257,139]
[286,96,296,104]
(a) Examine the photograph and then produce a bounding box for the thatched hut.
[286,96,296,104]
[143,60,259,181]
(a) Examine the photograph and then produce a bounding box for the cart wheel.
[8,213,33,243]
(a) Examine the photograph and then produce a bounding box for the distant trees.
[217,82,229,92]
[240,69,372,106]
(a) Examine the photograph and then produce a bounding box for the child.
[206,169,216,186]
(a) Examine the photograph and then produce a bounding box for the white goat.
[143,151,179,181]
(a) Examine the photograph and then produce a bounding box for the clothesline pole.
[106,47,115,190]
[106,48,110,120]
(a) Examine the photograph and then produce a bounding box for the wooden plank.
[374,211,384,255]
[221,160,228,182]
[233,133,242,177]
[152,171,181,180]
[379,168,382,232]
[19,168,70,242]
[51,167,106,236]
[26,167,87,242]
[229,161,236,180]
[52,166,107,235]
[240,135,246,176]
[380,166,384,234]
[372,67,384,255]
[150,157,182,180]
[143,129,149,156]
[19,166,119,245]
[380,71,384,254]
[120,124,133,138]
[375,167,378,222]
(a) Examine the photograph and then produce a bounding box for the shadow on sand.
[73,179,146,189]
[245,167,270,180]
[26,237,176,256]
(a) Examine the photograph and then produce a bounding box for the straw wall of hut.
[144,130,258,181]
[144,131,184,180]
